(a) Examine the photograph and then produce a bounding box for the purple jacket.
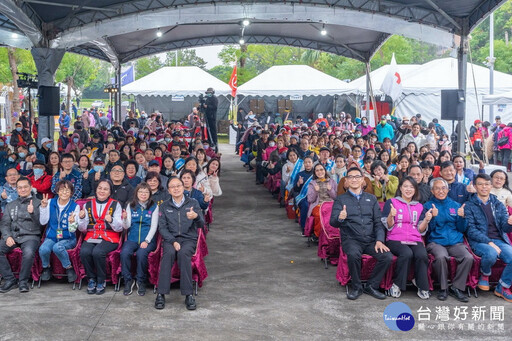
[381,197,425,243]
[306,178,337,216]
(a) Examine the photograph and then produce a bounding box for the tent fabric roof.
[238,65,350,96]
[401,58,512,94]
[122,66,231,97]
[0,1,508,64]
[347,64,420,95]
[482,90,512,105]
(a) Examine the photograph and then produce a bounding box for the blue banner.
[110,65,135,86]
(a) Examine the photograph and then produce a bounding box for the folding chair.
[317,201,340,269]
[151,228,208,296]
[5,247,42,289]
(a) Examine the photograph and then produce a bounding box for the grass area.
[80,98,108,109]
[218,134,228,144]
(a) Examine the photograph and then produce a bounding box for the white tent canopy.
[347,64,420,95]
[237,65,350,96]
[391,58,512,130]
[482,90,512,105]
[123,66,231,97]
[400,58,512,94]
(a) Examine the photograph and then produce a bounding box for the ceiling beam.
[51,3,458,60]
[0,0,43,46]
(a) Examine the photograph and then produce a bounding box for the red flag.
[229,65,237,97]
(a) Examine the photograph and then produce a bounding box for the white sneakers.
[390,283,401,298]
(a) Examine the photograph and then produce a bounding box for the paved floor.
[0,144,511,340]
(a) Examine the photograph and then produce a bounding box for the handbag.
[498,135,508,147]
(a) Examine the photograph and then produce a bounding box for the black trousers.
[387,240,429,291]
[205,113,218,147]
[0,238,39,283]
[79,240,118,283]
[157,239,196,296]
[343,239,392,290]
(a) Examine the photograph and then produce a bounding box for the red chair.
[336,244,387,292]
[304,216,315,246]
[204,198,214,228]
[317,202,340,269]
[151,228,208,296]
[37,232,84,290]
[464,233,512,297]
[4,247,42,289]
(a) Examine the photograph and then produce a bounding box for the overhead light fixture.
[242,19,250,27]
[11,32,18,38]
[239,38,245,45]
[320,24,327,36]
[156,29,163,37]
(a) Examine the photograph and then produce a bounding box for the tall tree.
[7,48,21,114]
[56,53,100,112]
[164,49,207,68]
[134,55,163,80]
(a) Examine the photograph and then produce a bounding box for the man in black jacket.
[0,177,41,293]
[109,164,134,209]
[155,177,204,310]
[330,167,392,300]
[203,88,218,149]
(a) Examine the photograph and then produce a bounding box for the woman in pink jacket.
[382,176,432,299]
[498,123,512,171]
[307,163,337,237]
[65,133,84,153]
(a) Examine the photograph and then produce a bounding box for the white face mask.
[269,142,276,147]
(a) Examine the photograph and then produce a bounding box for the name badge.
[56,229,63,239]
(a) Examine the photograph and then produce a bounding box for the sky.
[195,45,225,68]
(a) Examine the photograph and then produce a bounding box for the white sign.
[0,97,5,104]
[290,95,303,101]
[172,95,185,102]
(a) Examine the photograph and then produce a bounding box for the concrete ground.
[0,144,511,341]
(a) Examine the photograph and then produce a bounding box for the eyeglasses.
[493,176,506,181]
[346,175,363,180]
[169,184,183,189]
[111,169,125,173]
[432,186,448,191]
[475,182,491,187]
[58,188,71,193]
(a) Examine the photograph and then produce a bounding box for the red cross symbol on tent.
[395,72,401,85]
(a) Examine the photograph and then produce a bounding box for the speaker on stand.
[441,89,465,152]
[37,85,60,140]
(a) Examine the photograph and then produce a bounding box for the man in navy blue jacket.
[466,173,512,303]
[423,178,473,302]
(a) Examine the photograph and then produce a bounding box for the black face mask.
[375,147,382,153]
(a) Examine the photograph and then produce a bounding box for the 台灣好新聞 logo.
[383,302,415,331]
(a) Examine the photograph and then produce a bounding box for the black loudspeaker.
[38,86,60,116]
[441,89,465,121]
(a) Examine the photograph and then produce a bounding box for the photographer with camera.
[202,87,218,151]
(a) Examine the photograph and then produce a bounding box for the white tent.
[237,65,350,96]
[346,64,420,95]
[393,58,512,129]
[123,66,231,96]
[122,66,231,120]
[482,90,512,105]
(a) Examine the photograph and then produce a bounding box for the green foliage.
[134,55,163,80]
[0,47,36,83]
[470,0,512,74]
[164,49,207,68]
[208,65,233,83]
[55,52,99,92]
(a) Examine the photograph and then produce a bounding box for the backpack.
[497,130,509,147]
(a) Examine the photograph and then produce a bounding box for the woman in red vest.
[78,179,123,295]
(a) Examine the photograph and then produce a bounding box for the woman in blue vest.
[39,180,80,283]
[121,182,159,296]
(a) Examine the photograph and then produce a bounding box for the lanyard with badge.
[56,201,72,239]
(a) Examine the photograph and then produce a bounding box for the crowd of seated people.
[0,107,222,311]
[238,111,512,303]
